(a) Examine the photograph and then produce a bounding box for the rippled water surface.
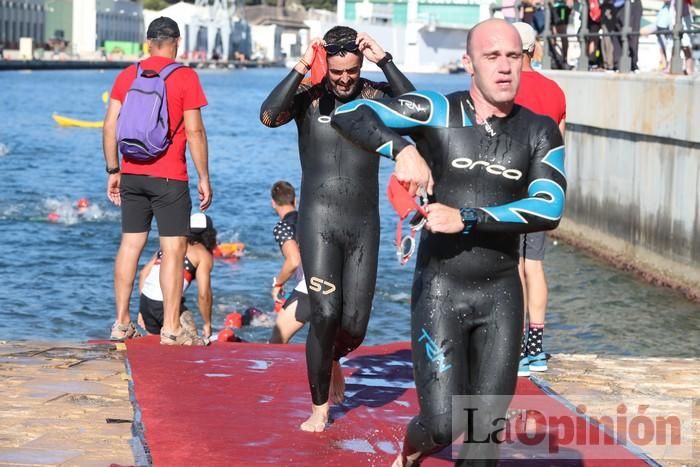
[0,68,697,358]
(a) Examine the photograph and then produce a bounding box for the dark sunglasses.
[325,41,360,56]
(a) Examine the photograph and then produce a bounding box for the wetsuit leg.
[458,272,522,466]
[407,260,523,466]
[333,218,379,360]
[299,211,344,406]
[407,265,470,455]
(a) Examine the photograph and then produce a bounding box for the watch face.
[461,208,477,222]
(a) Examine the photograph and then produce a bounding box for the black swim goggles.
[325,41,360,56]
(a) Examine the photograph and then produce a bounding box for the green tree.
[144,0,170,10]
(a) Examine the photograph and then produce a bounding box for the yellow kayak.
[52,113,103,128]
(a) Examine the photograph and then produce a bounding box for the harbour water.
[0,67,697,357]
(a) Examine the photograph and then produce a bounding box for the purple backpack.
[117,62,184,162]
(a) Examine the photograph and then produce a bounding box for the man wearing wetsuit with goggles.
[331,19,566,466]
[260,26,414,432]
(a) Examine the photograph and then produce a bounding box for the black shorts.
[520,231,547,261]
[120,174,191,236]
[283,289,311,324]
[139,294,187,334]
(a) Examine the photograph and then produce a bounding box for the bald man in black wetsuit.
[332,19,566,466]
[260,26,414,432]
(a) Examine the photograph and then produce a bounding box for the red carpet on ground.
[125,337,649,466]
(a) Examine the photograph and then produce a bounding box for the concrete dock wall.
[544,71,700,300]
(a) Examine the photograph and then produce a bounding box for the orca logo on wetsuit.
[451,158,523,181]
[309,276,336,295]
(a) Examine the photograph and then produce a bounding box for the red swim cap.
[224,312,243,329]
[310,43,327,85]
[387,175,428,220]
[47,212,60,223]
[76,198,90,209]
[217,327,237,342]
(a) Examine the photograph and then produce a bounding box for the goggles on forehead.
[325,41,360,56]
[387,175,429,265]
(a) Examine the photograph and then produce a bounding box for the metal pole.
[577,0,590,71]
[669,0,683,74]
[542,0,552,69]
[620,0,631,72]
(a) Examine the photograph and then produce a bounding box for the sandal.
[179,310,198,337]
[160,326,207,346]
[110,321,138,341]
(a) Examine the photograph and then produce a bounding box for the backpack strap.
[159,62,186,139]
[159,62,184,80]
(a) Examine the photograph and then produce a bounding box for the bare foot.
[300,403,329,432]
[391,446,422,467]
[330,360,345,404]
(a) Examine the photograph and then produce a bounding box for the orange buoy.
[274,299,285,313]
[215,242,245,259]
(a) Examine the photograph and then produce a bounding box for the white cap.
[512,22,536,54]
[190,212,210,233]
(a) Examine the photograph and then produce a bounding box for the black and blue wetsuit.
[260,65,414,406]
[331,90,566,464]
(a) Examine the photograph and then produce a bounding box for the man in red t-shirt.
[513,22,566,377]
[103,16,211,345]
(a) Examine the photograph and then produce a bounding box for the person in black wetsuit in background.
[331,19,566,466]
[259,26,414,432]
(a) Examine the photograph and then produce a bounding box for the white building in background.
[280,0,485,72]
[249,24,279,61]
[144,1,251,60]
[72,0,96,55]
[244,5,308,62]
[144,2,198,56]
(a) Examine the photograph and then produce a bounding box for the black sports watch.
[376,52,393,68]
[459,208,478,235]
[106,166,120,175]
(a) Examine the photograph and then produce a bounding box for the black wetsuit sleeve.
[379,60,415,96]
[259,70,306,127]
[475,124,566,234]
[331,90,449,159]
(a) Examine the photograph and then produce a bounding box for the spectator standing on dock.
[501,0,520,22]
[103,16,212,345]
[651,0,673,70]
[513,22,567,377]
[601,0,643,71]
[671,0,695,74]
[550,0,573,68]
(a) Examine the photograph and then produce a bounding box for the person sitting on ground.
[137,213,216,344]
[268,181,311,344]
